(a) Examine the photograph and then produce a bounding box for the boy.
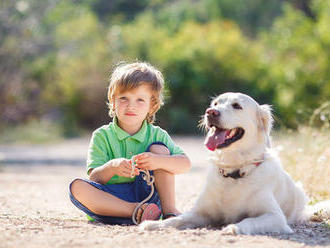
[69,62,191,224]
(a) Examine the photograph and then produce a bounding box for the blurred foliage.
[1,0,330,137]
[259,0,330,128]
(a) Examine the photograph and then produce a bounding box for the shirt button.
[129,152,133,156]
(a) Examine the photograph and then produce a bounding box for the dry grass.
[273,127,330,202]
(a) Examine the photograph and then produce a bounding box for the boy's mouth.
[125,112,137,116]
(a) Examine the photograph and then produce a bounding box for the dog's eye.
[232,103,242,110]
[213,102,218,106]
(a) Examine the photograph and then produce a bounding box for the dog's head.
[202,92,273,153]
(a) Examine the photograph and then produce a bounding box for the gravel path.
[0,137,329,248]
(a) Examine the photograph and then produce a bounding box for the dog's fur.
[140,92,328,235]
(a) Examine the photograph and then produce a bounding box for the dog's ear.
[257,104,273,135]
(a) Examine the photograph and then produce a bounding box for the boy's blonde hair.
[107,61,164,124]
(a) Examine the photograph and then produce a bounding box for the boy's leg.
[70,179,136,217]
[149,144,181,216]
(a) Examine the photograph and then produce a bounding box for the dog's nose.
[206,108,220,117]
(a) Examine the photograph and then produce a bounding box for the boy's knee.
[70,179,88,198]
[149,144,170,155]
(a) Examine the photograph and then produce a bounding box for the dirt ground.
[1,137,329,248]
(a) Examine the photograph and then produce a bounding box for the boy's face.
[114,84,154,133]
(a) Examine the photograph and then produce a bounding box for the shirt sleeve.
[86,129,111,174]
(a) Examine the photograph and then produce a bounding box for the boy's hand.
[132,152,160,171]
[110,158,139,178]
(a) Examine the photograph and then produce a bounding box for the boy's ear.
[257,104,273,135]
[149,103,158,114]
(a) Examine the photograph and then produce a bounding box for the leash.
[130,159,155,225]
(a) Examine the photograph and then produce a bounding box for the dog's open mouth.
[204,126,245,151]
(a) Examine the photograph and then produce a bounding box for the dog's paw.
[220,224,239,235]
[222,223,256,235]
[139,220,164,231]
[281,224,294,234]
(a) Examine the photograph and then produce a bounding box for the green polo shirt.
[87,119,184,185]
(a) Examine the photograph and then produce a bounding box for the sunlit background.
[0,3,329,245]
[1,0,329,141]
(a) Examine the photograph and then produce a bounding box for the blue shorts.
[69,142,166,225]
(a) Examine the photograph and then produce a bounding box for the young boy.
[69,61,191,225]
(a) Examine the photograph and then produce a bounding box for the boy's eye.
[119,97,128,101]
[138,98,145,102]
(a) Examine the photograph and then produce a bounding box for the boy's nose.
[127,101,136,109]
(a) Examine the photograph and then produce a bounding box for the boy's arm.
[154,154,191,174]
[88,162,116,184]
[89,158,139,184]
[134,152,191,175]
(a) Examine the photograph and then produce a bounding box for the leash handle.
[131,170,155,224]
[130,158,156,224]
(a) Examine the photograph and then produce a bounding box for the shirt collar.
[112,117,148,143]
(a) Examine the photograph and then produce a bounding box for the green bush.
[260,1,330,128]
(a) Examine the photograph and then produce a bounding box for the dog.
[140,92,329,235]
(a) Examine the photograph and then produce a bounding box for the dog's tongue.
[204,128,228,151]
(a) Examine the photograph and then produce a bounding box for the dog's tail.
[304,200,330,222]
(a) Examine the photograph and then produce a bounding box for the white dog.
[140,92,328,235]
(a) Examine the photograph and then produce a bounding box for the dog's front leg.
[139,211,209,231]
[221,195,293,235]
[222,212,293,235]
